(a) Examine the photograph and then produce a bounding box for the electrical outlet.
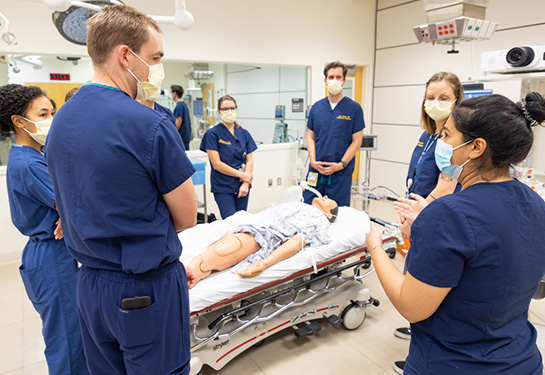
[268,178,273,187]
[277,177,282,185]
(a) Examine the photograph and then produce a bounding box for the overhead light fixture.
[413,0,497,51]
[57,56,82,65]
[14,55,44,70]
[43,0,194,46]
[0,11,17,45]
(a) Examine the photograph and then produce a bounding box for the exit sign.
[50,73,71,81]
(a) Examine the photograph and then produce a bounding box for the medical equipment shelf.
[188,236,397,374]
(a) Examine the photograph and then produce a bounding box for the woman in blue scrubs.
[0,84,87,374]
[400,73,464,233]
[201,95,257,219]
[367,92,545,375]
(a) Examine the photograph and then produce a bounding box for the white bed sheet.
[179,206,370,313]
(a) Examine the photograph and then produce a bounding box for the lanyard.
[416,133,439,168]
[407,134,439,196]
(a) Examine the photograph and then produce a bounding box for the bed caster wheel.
[386,247,396,259]
[341,304,366,331]
[252,338,265,347]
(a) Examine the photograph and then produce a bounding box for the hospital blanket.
[179,206,370,312]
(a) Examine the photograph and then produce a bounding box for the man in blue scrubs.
[171,84,192,150]
[304,61,365,207]
[45,5,197,375]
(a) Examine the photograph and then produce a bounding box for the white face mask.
[424,100,454,121]
[221,109,237,124]
[20,116,52,146]
[126,50,165,101]
[326,79,343,95]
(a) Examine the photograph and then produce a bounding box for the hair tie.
[521,99,540,127]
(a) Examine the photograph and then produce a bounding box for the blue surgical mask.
[434,138,473,180]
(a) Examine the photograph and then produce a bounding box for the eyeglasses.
[219,107,237,112]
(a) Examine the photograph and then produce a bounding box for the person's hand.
[310,160,328,175]
[239,171,253,184]
[237,260,266,277]
[320,162,343,175]
[238,183,249,198]
[54,218,63,240]
[400,219,412,241]
[185,264,199,289]
[365,223,383,256]
[393,193,428,224]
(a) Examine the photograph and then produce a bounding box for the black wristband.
[340,161,347,169]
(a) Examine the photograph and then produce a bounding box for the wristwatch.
[340,161,347,169]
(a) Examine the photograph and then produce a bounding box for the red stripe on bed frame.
[191,236,394,317]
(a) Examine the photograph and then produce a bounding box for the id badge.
[307,172,318,187]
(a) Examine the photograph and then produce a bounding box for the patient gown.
[232,202,331,272]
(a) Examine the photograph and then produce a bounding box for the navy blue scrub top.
[173,101,191,149]
[406,131,440,197]
[307,96,365,176]
[407,131,461,197]
[6,145,58,240]
[406,180,545,374]
[200,123,257,194]
[45,83,195,274]
[154,102,176,126]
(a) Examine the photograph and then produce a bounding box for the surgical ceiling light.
[413,0,498,51]
[43,0,194,46]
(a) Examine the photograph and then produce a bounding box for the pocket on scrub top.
[19,265,48,304]
[116,302,159,348]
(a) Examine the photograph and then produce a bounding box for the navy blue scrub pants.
[77,261,191,375]
[19,238,88,375]
[303,172,352,207]
[214,192,249,219]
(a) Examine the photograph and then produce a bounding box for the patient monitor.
[272,105,288,143]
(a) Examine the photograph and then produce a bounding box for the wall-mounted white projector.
[482,46,545,74]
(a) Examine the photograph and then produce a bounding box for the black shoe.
[393,360,405,374]
[395,326,411,340]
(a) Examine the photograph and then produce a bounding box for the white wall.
[371,0,545,197]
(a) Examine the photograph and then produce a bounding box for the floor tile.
[0,322,23,374]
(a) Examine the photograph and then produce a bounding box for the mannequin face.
[311,196,338,218]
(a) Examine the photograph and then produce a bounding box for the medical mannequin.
[187,197,339,288]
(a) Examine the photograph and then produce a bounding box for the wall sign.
[50,73,71,81]
[292,98,304,112]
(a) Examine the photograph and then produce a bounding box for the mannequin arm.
[238,235,306,277]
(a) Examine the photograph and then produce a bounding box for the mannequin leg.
[187,233,261,284]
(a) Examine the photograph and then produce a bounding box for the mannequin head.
[311,196,339,223]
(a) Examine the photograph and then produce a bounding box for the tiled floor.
[2,200,545,375]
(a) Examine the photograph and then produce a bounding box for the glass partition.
[0,55,310,165]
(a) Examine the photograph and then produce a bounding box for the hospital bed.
[179,206,399,375]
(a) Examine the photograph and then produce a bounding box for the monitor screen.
[464,89,493,100]
[275,105,285,119]
[193,98,203,117]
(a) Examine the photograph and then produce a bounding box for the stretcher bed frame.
[188,235,397,375]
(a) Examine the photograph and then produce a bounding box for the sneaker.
[395,327,411,340]
[393,360,405,374]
